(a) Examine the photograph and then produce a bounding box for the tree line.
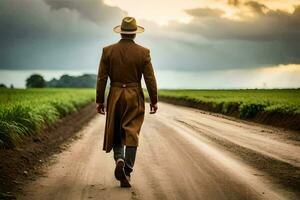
[25,73,97,88]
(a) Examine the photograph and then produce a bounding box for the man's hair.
[121,34,136,40]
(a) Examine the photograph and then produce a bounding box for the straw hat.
[113,17,144,34]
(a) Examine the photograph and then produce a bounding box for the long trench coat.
[96,38,158,153]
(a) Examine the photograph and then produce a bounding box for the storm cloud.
[184,4,300,41]
[0,0,300,71]
[0,0,124,69]
[152,1,300,69]
[44,0,125,26]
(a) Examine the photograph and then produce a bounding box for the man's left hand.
[96,103,105,115]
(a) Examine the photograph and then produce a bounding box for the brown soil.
[158,96,300,131]
[0,103,97,199]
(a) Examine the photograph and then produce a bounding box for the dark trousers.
[113,144,137,176]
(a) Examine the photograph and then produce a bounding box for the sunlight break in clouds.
[260,0,300,12]
[104,0,300,24]
[104,0,199,25]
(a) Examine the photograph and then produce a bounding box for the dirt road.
[19,102,300,200]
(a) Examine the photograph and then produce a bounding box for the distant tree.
[60,74,73,87]
[46,78,59,88]
[26,74,46,88]
[10,84,14,89]
[46,74,97,88]
[0,83,7,88]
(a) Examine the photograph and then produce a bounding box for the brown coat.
[96,38,158,152]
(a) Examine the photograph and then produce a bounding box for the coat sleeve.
[143,49,158,105]
[96,48,108,104]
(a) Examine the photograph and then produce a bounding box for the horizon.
[1,67,300,89]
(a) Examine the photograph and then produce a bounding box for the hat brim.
[113,25,145,34]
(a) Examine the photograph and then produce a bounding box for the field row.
[154,89,300,130]
[0,88,95,148]
[157,89,300,116]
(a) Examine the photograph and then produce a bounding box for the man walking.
[96,17,158,187]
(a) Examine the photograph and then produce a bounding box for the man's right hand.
[150,103,158,114]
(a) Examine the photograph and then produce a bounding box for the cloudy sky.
[0,0,300,88]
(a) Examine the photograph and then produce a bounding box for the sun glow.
[260,0,300,13]
[259,64,300,73]
[104,0,198,25]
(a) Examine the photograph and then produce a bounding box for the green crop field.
[0,88,95,148]
[157,89,300,119]
[1,88,299,148]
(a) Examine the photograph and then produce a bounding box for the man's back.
[97,38,157,105]
[102,39,149,83]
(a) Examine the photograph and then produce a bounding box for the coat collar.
[119,38,135,43]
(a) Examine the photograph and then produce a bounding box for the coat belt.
[110,82,141,88]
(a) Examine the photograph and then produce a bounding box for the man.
[96,17,158,188]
